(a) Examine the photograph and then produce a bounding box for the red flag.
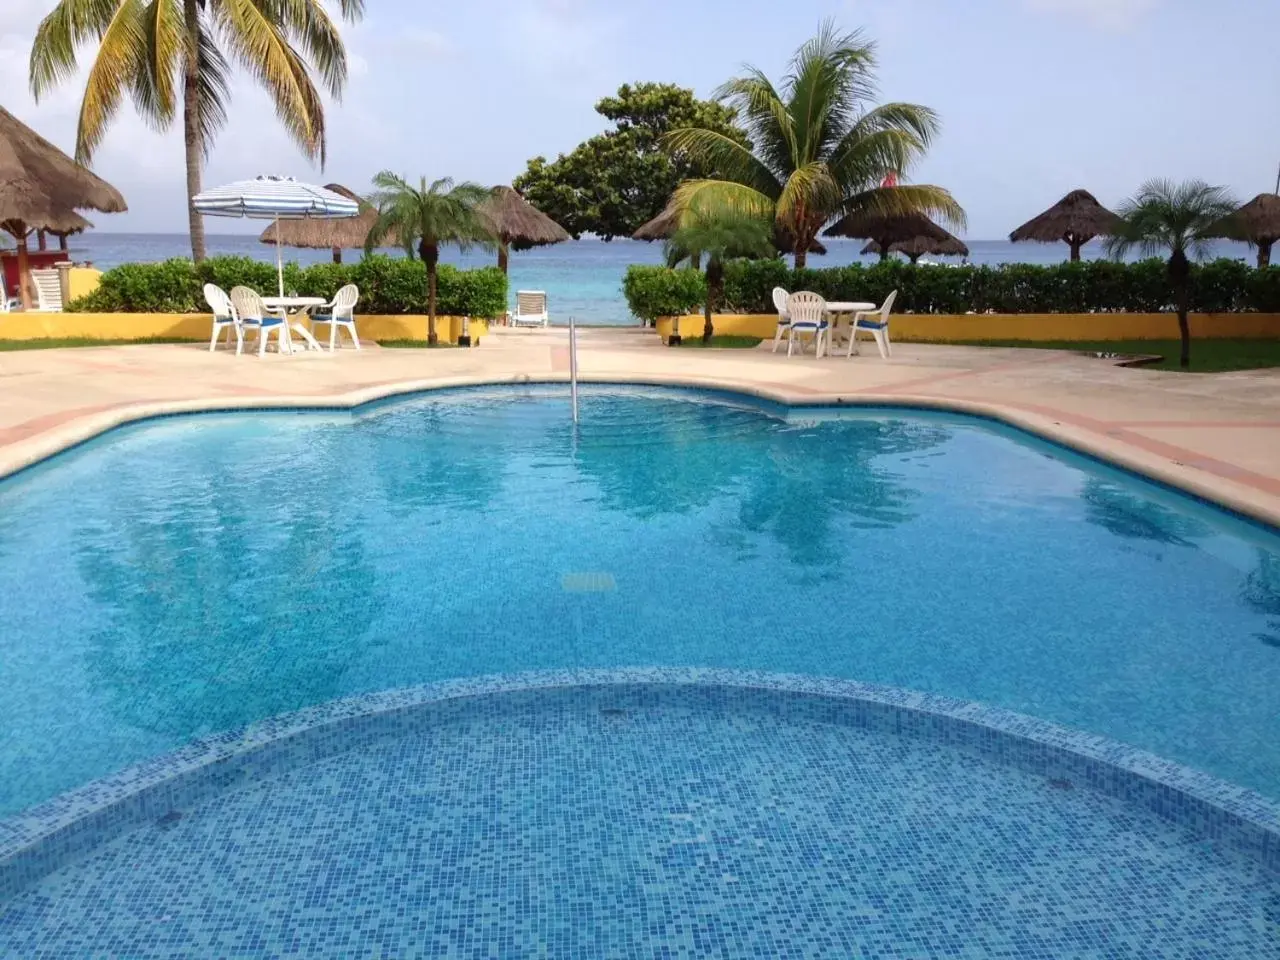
[881,171,898,188]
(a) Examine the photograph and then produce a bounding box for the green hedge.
[623,259,1280,322]
[68,255,508,318]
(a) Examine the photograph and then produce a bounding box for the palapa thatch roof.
[42,210,93,236]
[258,183,380,250]
[1008,189,1120,246]
[860,233,968,260]
[1207,193,1280,243]
[480,186,570,251]
[825,210,951,246]
[0,104,126,233]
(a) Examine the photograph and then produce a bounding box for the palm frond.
[216,0,327,163]
[786,19,876,157]
[1106,178,1239,261]
[193,21,231,159]
[838,184,967,230]
[663,128,781,199]
[127,0,183,133]
[827,129,919,193]
[714,70,795,175]
[671,179,776,223]
[29,0,122,99]
[72,0,150,161]
[271,0,348,97]
[775,161,840,224]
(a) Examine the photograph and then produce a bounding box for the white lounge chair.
[31,269,62,312]
[205,283,244,354]
[770,286,791,353]
[309,284,361,351]
[229,286,290,356]
[511,290,549,327]
[785,291,830,357]
[0,274,19,313]
[848,290,897,359]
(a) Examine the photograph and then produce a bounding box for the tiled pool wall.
[3,668,1278,903]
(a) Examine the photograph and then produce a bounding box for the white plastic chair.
[848,290,897,359]
[230,286,290,356]
[0,276,18,312]
[770,286,791,353]
[785,291,829,357]
[511,290,549,327]
[309,284,361,351]
[204,283,244,354]
[31,269,62,312]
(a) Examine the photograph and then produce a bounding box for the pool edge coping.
[1,373,1278,527]
[2,668,1278,902]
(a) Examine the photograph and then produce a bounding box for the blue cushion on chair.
[856,318,888,329]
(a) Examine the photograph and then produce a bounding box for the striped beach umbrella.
[193,175,359,295]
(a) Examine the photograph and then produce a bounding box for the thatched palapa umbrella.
[825,210,952,262]
[860,231,969,264]
[0,105,125,308]
[479,186,570,273]
[258,183,379,263]
[1205,193,1280,268]
[1009,189,1121,262]
[38,210,92,252]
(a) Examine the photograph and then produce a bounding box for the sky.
[2,0,1277,238]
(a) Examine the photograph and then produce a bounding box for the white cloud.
[1023,0,1160,31]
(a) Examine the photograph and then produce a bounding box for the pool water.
[2,685,1275,959]
[2,387,1279,816]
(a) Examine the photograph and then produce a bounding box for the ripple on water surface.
[1,386,1279,817]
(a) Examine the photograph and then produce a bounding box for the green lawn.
[0,337,199,351]
[674,335,763,349]
[914,338,1280,372]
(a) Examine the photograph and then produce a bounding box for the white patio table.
[824,301,876,354]
[261,296,326,353]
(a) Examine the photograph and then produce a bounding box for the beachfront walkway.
[3,327,1279,523]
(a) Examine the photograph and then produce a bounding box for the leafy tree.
[1105,179,1238,368]
[512,82,746,240]
[29,0,363,263]
[667,212,774,342]
[365,174,493,345]
[665,21,963,268]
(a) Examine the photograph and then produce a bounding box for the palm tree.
[365,173,493,345]
[29,0,363,263]
[1105,179,1238,369]
[667,212,774,344]
[664,20,964,268]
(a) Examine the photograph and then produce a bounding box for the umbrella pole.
[275,215,285,297]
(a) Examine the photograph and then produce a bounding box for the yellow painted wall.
[656,312,1280,342]
[0,312,488,344]
[67,267,103,301]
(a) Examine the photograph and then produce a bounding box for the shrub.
[67,255,508,318]
[624,259,1280,317]
[622,265,705,324]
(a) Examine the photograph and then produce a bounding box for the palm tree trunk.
[498,241,509,274]
[421,240,439,344]
[1169,249,1192,368]
[794,247,807,269]
[1259,241,1273,269]
[182,0,207,263]
[703,259,723,344]
[1069,238,1083,262]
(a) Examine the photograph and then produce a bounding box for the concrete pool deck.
[1,327,1279,524]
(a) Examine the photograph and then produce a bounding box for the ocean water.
[65,233,1257,326]
[2,386,1278,819]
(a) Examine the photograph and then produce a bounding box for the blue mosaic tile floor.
[2,688,1276,958]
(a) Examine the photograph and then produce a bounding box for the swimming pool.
[1,385,1278,819]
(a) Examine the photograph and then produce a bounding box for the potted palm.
[667,210,775,345]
